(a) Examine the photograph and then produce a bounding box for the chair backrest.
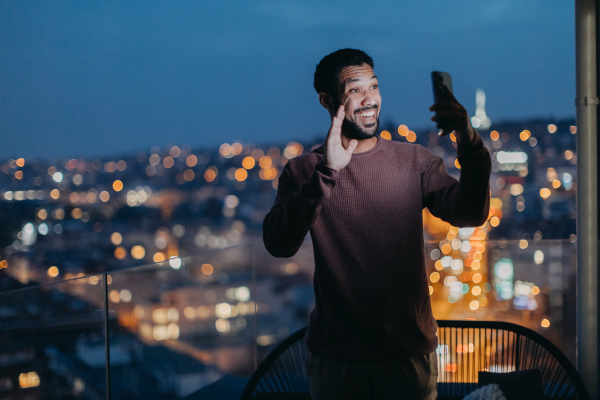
[241,321,589,400]
[436,320,589,400]
[240,327,309,400]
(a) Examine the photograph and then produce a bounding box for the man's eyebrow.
[342,75,378,88]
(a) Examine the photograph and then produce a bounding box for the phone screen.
[431,71,453,104]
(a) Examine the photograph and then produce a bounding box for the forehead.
[338,64,376,87]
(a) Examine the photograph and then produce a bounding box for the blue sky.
[0,1,575,160]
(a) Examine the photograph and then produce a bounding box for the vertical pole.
[252,244,258,371]
[576,0,599,398]
[103,273,112,400]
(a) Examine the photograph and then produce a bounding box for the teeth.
[359,110,375,118]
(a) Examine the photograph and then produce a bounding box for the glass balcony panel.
[0,274,107,398]
[106,244,255,399]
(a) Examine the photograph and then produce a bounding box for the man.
[262,48,491,399]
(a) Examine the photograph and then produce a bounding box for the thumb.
[347,139,358,153]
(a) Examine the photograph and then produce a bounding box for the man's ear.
[318,93,335,115]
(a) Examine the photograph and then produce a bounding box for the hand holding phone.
[429,71,475,143]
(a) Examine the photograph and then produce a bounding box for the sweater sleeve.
[422,131,492,227]
[263,159,339,257]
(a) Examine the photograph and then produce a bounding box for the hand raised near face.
[323,105,358,171]
[429,82,475,145]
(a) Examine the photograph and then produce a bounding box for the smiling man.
[263,49,491,399]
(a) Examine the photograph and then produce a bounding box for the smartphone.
[431,71,453,104]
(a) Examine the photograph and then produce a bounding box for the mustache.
[353,105,378,114]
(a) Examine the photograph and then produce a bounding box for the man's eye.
[350,89,359,93]
[371,85,378,90]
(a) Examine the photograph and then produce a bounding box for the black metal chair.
[240,320,589,400]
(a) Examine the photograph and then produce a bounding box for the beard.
[341,113,380,140]
[333,97,380,140]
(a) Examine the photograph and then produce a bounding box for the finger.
[431,111,466,121]
[328,106,345,137]
[430,101,463,112]
[346,139,358,153]
[438,128,454,137]
[332,106,345,127]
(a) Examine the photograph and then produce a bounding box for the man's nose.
[362,92,377,108]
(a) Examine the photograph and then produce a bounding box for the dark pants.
[305,349,438,400]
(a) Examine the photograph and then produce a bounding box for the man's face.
[334,63,381,140]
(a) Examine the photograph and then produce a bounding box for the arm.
[263,160,338,257]
[263,104,354,257]
[426,83,491,226]
[422,132,492,227]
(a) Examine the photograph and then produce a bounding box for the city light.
[170,146,181,158]
[540,188,551,199]
[169,256,182,269]
[204,166,218,182]
[183,169,195,181]
[111,232,123,245]
[113,180,124,192]
[397,125,408,136]
[541,319,550,328]
[259,156,272,169]
[114,247,127,259]
[120,289,132,302]
[38,223,49,235]
[186,154,198,167]
[19,372,40,388]
[510,184,523,196]
[149,154,160,166]
[494,151,527,164]
[201,263,214,275]
[163,156,174,168]
[242,156,255,169]
[109,290,120,303]
[131,245,145,259]
[154,252,166,262]
[380,130,391,140]
[283,142,303,158]
[251,148,264,160]
[220,143,232,157]
[235,168,247,181]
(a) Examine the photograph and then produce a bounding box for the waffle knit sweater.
[263,132,491,362]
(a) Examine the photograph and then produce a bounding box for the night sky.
[0,1,575,160]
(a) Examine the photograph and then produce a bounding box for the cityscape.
[0,104,581,398]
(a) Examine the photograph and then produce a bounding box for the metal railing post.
[103,273,112,400]
[575,0,599,397]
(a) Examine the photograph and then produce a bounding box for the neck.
[341,134,378,154]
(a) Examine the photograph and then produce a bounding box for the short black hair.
[313,48,374,99]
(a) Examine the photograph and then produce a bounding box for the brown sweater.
[263,132,491,362]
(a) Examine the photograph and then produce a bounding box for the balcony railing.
[0,239,580,399]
